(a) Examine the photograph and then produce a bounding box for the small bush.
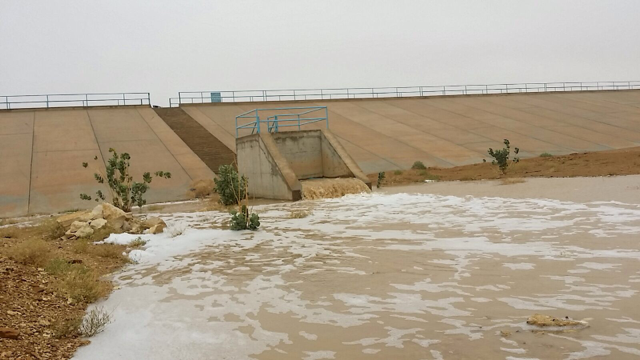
[79,307,112,337]
[411,161,427,170]
[39,220,66,240]
[394,170,403,175]
[214,165,247,206]
[80,148,172,212]
[51,316,82,339]
[230,205,260,231]
[289,210,310,219]
[487,139,519,174]
[540,152,553,158]
[377,172,386,188]
[57,266,111,304]
[7,238,50,267]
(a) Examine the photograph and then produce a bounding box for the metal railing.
[0,92,151,110]
[171,81,640,106]
[235,106,328,138]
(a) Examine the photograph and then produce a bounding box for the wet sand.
[74,176,640,360]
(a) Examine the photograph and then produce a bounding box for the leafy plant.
[487,139,519,174]
[80,149,171,212]
[377,172,386,188]
[217,167,260,231]
[540,152,553,158]
[230,205,261,230]
[214,165,247,206]
[411,161,427,170]
[394,170,403,175]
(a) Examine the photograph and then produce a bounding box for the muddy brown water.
[74,176,640,360]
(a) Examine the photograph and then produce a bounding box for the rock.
[102,203,126,221]
[74,225,94,238]
[0,327,19,339]
[147,224,165,234]
[142,217,166,228]
[102,203,126,230]
[6,310,19,316]
[90,204,104,219]
[69,221,89,233]
[89,218,107,229]
[56,210,92,228]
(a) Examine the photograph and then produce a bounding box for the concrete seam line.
[26,111,35,215]
[136,108,193,181]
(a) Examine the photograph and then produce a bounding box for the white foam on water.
[72,192,640,359]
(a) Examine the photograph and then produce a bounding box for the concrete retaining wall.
[237,129,371,201]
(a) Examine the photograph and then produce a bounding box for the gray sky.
[1,0,639,106]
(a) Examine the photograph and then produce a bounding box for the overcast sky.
[1,0,639,106]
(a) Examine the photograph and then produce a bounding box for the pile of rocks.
[56,203,166,239]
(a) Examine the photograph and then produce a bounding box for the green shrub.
[540,152,553,158]
[377,172,386,188]
[214,165,247,206]
[230,205,260,231]
[411,161,427,170]
[487,139,519,174]
[394,170,403,175]
[80,149,171,212]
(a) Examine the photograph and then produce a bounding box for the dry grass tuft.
[6,238,51,267]
[145,204,164,212]
[56,265,111,304]
[89,244,127,260]
[187,178,216,199]
[128,237,148,248]
[38,219,66,240]
[51,316,82,339]
[500,178,526,185]
[79,306,112,337]
[289,210,311,219]
[0,226,18,239]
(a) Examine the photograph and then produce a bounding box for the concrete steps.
[154,108,236,173]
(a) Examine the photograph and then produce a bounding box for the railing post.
[46,95,50,108]
[256,112,260,134]
[293,90,296,101]
[325,107,329,129]
[122,93,126,106]
[347,89,350,99]
[298,114,301,130]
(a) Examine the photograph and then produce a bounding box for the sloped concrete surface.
[186,90,640,173]
[0,106,214,217]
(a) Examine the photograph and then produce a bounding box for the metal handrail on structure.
[171,81,640,106]
[235,106,329,138]
[0,92,151,110]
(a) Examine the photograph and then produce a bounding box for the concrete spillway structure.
[0,106,215,218]
[180,90,640,174]
[237,129,371,201]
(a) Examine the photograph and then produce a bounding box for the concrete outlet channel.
[236,129,372,201]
